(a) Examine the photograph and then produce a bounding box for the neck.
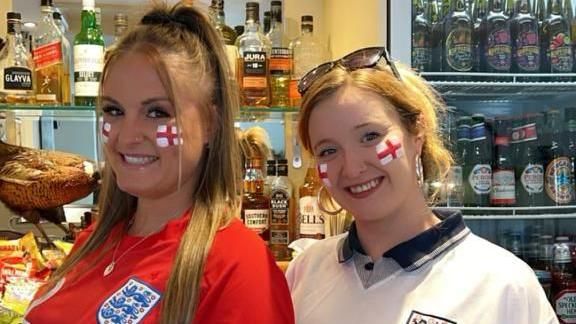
[130,190,194,236]
[355,195,439,261]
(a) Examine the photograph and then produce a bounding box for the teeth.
[123,155,158,165]
[350,178,381,194]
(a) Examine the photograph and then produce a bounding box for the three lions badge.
[98,278,161,323]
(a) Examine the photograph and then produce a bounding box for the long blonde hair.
[42,3,241,323]
[298,60,453,195]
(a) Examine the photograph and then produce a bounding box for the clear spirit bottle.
[113,13,128,43]
[74,0,105,106]
[267,1,291,108]
[209,0,236,46]
[52,11,72,105]
[33,0,65,104]
[289,15,327,108]
[0,12,34,104]
[235,2,271,107]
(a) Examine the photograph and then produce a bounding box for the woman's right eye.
[102,105,123,117]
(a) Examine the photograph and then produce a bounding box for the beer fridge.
[389,0,576,317]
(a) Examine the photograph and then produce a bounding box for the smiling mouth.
[122,154,159,165]
[347,177,383,195]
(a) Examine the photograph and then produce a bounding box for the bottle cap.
[114,13,128,26]
[41,0,53,7]
[554,242,572,263]
[83,0,95,10]
[301,15,313,23]
[6,12,21,20]
[277,158,288,165]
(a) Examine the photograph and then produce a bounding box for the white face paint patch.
[156,125,183,148]
[376,136,404,166]
[102,122,111,144]
[318,163,331,187]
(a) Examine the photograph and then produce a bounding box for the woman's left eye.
[362,132,381,143]
[147,107,171,118]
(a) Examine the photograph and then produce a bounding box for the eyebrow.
[100,96,171,106]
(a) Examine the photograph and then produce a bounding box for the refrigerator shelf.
[421,72,576,99]
[436,205,576,219]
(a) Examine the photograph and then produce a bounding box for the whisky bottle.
[0,12,34,104]
[264,11,271,34]
[270,159,295,260]
[113,13,128,43]
[235,2,271,107]
[289,16,327,108]
[33,0,65,104]
[74,0,105,106]
[52,11,72,105]
[298,164,325,239]
[241,158,271,244]
[267,1,291,108]
[209,0,237,46]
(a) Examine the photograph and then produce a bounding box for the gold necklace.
[103,233,152,277]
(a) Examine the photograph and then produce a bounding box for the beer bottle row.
[438,107,576,207]
[412,0,576,75]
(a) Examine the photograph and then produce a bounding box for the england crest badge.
[406,310,456,324]
[98,277,161,324]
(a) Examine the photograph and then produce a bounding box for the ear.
[412,132,424,157]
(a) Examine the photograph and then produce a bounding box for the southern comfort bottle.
[241,158,271,244]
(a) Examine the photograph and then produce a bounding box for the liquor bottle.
[289,16,327,107]
[267,1,291,108]
[464,114,492,207]
[264,11,271,34]
[241,158,271,244]
[33,0,65,104]
[52,11,72,105]
[514,114,545,206]
[429,0,444,71]
[483,0,513,73]
[491,118,516,206]
[270,159,294,261]
[543,110,574,205]
[511,0,541,74]
[113,13,128,43]
[298,164,325,239]
[472,0,488,72]
[552,237,576,321]
[534,234,554,300]
[542,0,574,74]
[443,0,474,72]
[0,12,34,104]
[74,0,105,107]
[413,0,433,72]
[235,2,271,107]
[265,159,276,196]
[209,0,236,46]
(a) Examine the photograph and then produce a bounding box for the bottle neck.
[301,24,313,35]
[518,0,531,13]
[81,9,97,32]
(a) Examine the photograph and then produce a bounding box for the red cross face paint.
[102,122,111,144]
[318,163,331,187]
[156,125,183,148]
[376,136,404,166]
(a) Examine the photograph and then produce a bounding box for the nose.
[341,149,368,179]
[116,117,146,146]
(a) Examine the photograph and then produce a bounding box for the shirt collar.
[337,209,470,271]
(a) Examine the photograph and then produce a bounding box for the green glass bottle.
[73,0,104,106]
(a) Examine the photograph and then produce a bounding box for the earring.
[317,185,343,215]
[415,155,424,188]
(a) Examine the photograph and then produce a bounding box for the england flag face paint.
[156,124,183,148]
[318,163,331,187]
[102,122,111,144]
[376,136,404,166]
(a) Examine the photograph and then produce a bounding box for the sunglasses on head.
[297,46,402,96]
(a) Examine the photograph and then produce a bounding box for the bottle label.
[412,47,432,70]
[270,47,292,75]
[242,51,267,88]
[486,29,512,70]
[468,164,492,194]
[4,67,33,90]
[494,135,509,146]
[511,123,537,143]
[33,41,63,69]
[516,31,540,71]
[545,157,574,204]
[555,289,576,323]
[549,32,574,73]
[73,44,104,97]
[270,229,289,245]
[270,188,290,225]
[521,163,544,193]
[491,169,516,205]
[243,209,269,234]
[445,27,473,72]
[299,196,325,236]
[470,123,486,141]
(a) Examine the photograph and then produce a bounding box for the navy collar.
[337,209,470,271]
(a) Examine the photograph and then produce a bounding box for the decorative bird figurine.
[0,140,99,244]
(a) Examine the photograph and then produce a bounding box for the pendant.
[103,262,115,277]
